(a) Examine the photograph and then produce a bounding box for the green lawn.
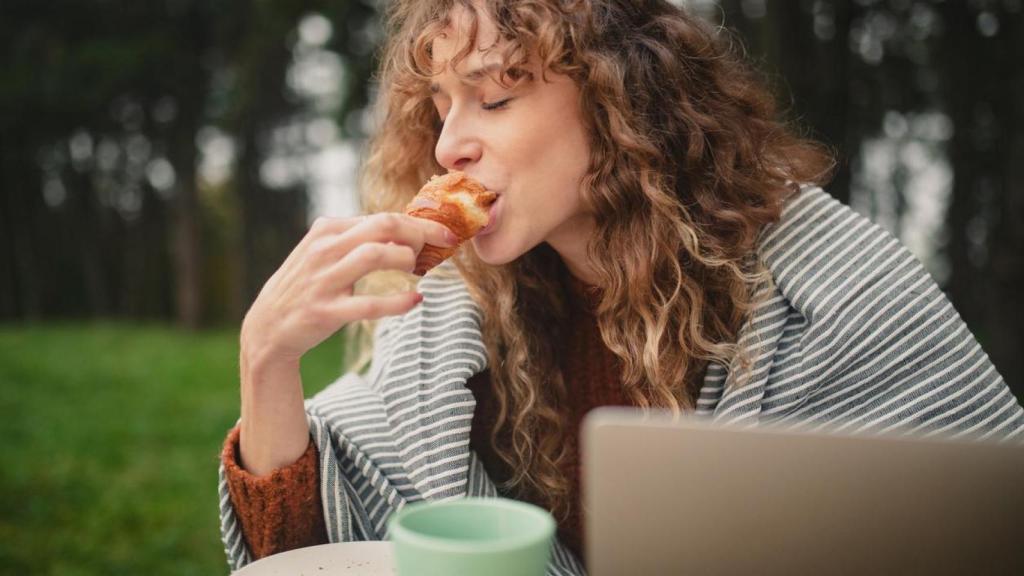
[0,322,349,575]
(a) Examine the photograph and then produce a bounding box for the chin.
[470,232,527,266]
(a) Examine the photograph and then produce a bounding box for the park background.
[1,0,1022,573]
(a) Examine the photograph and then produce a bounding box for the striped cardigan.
[218,186,1024,574]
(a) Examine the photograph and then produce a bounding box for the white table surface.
[233,542,396,576]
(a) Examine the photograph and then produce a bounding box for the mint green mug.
[387,497,556,576]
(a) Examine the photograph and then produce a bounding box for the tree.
[0,0,382,327]
[938,2,1024,390]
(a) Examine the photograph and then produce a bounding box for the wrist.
[238,349,307,476]
[240,331,300,389]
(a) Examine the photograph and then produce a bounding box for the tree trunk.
[983,9,1024,396]
[168,4,210,331]
[0,134,42,321]
[229,1,311,315]
[170,126,202,330]
[939,3,1023,397]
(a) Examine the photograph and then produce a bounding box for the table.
[233,542,396,575]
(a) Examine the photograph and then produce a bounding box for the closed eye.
[434,95,516,126]
[435,98,513,125]
[482,98,512,111]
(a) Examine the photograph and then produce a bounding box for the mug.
[388,497,556,576]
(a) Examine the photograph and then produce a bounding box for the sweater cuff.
[221,426,328,559]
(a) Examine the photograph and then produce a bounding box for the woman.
[218,0,1024,573]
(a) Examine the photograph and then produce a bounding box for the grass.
[0,322,349,575]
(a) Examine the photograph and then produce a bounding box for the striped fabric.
[218,186,1024,574]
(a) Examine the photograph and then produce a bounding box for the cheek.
[469,198,533,263]
[470,174,586,265]
[512,180,583,244]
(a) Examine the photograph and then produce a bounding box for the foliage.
[0,0,382,328]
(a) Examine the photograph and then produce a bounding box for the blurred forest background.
[1,0,1022,574]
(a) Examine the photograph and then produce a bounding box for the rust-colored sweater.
[222,273,633,563]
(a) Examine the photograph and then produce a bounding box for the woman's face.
[430,3,595,275]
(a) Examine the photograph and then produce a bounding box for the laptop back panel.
[582,407,1024,576]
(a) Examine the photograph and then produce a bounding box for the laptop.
[581,406,1024,576]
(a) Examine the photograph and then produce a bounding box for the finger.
[281,215,366,276]
[344,213,430,259]
[325,242,418,289]
[330,291,424,323]
[310,212,457,267]
[359,212,458,252]
[400,213,461,249]
[301,216,365,253]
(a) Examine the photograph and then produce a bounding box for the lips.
[478,195,501,236]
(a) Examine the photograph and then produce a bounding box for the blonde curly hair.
[349,0,833,522]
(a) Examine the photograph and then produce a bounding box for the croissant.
[404,171,498,275]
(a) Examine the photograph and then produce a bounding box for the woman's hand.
[241,212,458,366]
[237,212,457,476]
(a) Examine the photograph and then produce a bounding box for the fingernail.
[443,230,459,246]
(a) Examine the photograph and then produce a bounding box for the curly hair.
[355,0,834,522]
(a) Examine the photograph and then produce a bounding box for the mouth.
[478,195,502,236]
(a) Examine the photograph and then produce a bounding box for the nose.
[433,106,482,172]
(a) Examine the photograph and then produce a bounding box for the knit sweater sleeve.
[220,426,328,559]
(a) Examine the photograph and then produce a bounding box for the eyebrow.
[429,62,504,95]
